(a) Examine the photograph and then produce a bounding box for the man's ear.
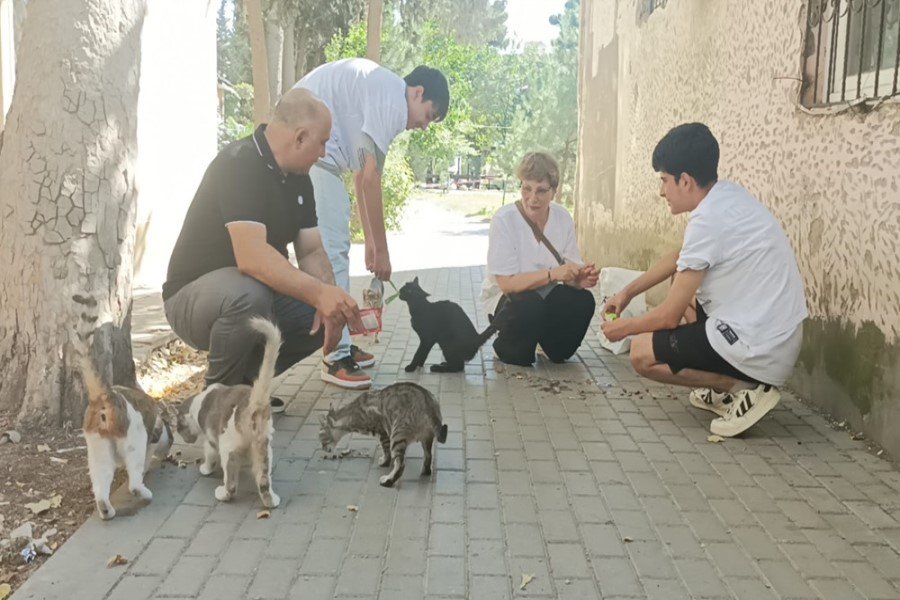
[411,85,425,102]
[295,126,307,147]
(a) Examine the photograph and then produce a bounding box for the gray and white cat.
[176,317,281,507]
[319,382,448,487]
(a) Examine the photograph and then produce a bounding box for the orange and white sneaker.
[351,344,376,369]
[321,357,372,390]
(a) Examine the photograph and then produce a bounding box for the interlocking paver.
[11,265,900,600]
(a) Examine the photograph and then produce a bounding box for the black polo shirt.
[163,125,318,301]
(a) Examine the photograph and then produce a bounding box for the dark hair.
[404,65,450,121]
[651,122,719,188]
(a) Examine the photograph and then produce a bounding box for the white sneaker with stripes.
[710,385,781,437]
[688,388,732,417]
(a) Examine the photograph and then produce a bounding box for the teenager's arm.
[355,145,390,281]
[601,269,704,341]
[603,249,680,315]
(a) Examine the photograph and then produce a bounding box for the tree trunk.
[0,0,145,428]
[367,0,383,62]
[293,27,308,82]
[244,0,269,124]
[264,8,283,104]
[281,20,295,94]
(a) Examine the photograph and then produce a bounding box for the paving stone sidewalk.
[13,265,900,600]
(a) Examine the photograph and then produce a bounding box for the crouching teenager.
[601,123,807,437]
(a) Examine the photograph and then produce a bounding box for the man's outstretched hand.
[310,284,363,354]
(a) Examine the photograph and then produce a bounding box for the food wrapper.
[348,307,382,336]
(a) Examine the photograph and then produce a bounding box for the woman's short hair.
[517,152,559,189]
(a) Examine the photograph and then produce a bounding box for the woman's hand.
[551,263,582,285]
[602,290,632,318]
[572,264,599,290]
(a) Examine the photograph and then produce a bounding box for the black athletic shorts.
[651,305,761,385]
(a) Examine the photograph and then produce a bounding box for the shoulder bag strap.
[514,201,565,266]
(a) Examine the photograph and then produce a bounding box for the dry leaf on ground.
[707,435,725,443]
[106,555,128,568]
[256,510,271,520]
[520,573,535,590]
[0,583,11,600]
[347,505,359,512]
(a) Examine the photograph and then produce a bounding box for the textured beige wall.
[577,0,900,455]
[134,0,218,289]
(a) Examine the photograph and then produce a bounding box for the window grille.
[803,0,900,107]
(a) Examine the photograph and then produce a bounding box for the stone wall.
[577,0,900,457]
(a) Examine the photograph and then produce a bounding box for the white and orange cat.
[71,294,172,520]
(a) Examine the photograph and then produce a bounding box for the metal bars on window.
[803,0,900,106]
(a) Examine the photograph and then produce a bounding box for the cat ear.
[413,276,419,284]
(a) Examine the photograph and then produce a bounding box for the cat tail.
[437,424,448,444]
[71,294,107,405]
[247,316,283,414]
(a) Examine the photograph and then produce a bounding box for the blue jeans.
[309,165,352,362]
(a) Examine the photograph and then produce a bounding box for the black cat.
[400,277,506,373]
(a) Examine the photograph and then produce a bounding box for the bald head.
[265,88,332,175]
[271,88,329,128]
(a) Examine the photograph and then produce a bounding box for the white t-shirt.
[480,203,584,315]
[677,181,808,386]
[294,58,407,173]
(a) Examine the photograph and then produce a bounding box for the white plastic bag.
[598,267,647,355]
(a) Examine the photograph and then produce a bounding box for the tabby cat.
[400,277,504,373]
[319,382,448,487]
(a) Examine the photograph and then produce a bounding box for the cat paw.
[214,486,233,502]
[131,485,153,501]
[429,364,444,373]
[379,474,396,487]
[97,501,116,520]
[404,364,418,373]
[264,492,281,508]
[199,462,216,476]
[421,467,432,477]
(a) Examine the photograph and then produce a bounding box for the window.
[803,0,900,107]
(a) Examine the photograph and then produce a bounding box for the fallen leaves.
[519,573,535,590]
[23,495,62,516]
[256,510,271,520]
[706,435,725,443]
[0,583,11,600]
[36,445,51,453]
[106,555,128,568]
[346,505,359,512]
[0,431,20,445]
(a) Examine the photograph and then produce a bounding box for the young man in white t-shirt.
[293,58,449,389]
[601,123,808,437]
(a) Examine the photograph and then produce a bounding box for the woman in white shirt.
[480,153,599,366]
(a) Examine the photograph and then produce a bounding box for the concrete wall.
[134,0,218,289]
[577,0,900,458]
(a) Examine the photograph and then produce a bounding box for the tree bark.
[264,7,283,104]
[367,0,383,62]
[281,19,295,94]
[0,0,145,427]
[244,0,270,123]
[293,27,309,82]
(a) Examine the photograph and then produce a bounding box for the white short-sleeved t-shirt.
[480,203,583,315]
[294,58,407,173]
[677,181,808,385]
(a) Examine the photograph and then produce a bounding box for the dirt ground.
[0,340,205,597]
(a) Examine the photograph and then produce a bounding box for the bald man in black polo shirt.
[163,89,362,412]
